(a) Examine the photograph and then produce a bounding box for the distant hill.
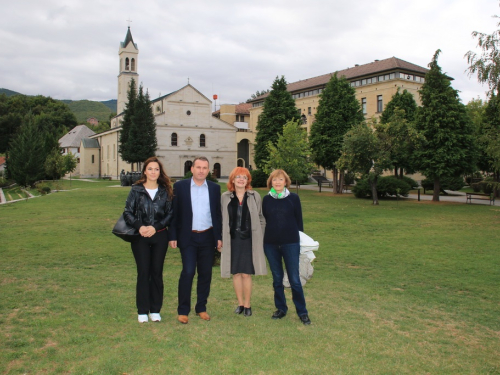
[0,88,22,97]
[0,88,117,124]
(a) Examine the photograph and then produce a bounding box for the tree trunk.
[339,170,345,194]
[371,175,379,205]
[332,167,338,193]
[399,168,404,179]
[432,177,440,202]
[394,166,398,177]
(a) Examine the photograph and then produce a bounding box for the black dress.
[229,194,255,275]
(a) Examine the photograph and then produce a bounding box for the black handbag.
[112,214,139,242]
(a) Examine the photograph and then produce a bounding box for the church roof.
[121,27,138,49]
[59,125,96,147]
[81,138,100,148]
[249,57,436,102]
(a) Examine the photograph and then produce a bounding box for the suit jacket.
[169,178,222,249]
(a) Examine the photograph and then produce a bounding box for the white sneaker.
[150,313,161,322]
[138,314,149,323]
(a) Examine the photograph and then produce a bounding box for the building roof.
[250,57,435,102]
[0,156,5,166]
[81,138,100,148]
[212,102,252,116]
[121,27,138,49]
[59,125,96,148]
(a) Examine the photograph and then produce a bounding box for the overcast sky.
[1,0,498,108]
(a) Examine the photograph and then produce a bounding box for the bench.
[466,192,495,205]
[312,175,333,187]
[102,176,112,180]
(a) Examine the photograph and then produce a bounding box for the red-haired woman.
[123,157,173,323]
[219,167,266,317]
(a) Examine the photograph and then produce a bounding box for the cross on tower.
[126,18,133,27]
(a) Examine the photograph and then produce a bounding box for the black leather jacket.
[123,184,173,232]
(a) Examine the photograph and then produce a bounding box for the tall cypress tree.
[118,78,137,163]
[309,73,364,192]
[254,76,298,169]
[128,85,157,167]
[415,50,477,201]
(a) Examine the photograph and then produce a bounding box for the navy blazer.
[169,178,222,249]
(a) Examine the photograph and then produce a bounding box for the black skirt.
[230,235,254,275]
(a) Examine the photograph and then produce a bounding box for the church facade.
[80,27,237,179]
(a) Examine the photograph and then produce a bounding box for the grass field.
[1,180,499,374]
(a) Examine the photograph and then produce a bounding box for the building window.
[377,95,383,113]
[125,58,130,70]
[171,133,178,146]
[308,107,311,115]
[200,134,206,147]
[362,98,367,115]
[92,155,95,164]
[131,58,136,71]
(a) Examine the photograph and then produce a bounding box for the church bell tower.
[117,27,139,114]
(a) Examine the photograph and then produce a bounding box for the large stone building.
[58,124,96,176]
[80,27,237,179]
[241,57,431,168]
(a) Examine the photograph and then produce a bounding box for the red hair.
[227,167,252,192]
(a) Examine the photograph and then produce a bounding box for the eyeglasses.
[235,175,248,180]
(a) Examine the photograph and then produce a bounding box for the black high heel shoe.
[244,307,252,317]
[234,305,244,314]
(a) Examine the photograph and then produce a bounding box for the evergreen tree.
[380,88,418,124]
[263,120,314,192]
[119,78,137,163]
[128,85,157,168]
[415,50,477,201]
[6,112,46,187]
[254,76,298,169]
[379,89,420,177]
[481,93,500,177]
[309,73,364,192]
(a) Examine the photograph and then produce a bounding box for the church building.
[81,27,237,179]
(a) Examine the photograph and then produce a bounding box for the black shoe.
[299,314,311,325]
[244,307,252,317]
[271,310,286,319]
[234,305,244,314]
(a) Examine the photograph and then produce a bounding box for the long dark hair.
[135,156,173,199]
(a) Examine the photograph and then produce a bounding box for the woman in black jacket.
[123,156,173,323]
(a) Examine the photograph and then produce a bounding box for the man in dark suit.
[169,156,222,324]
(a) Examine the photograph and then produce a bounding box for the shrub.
[35,182,51,195]
[344,171,356,185]
[480,180,494,194]
[471,183,482,192]
[377,176,411,197]
[183,171,218,183]
[250,169,268,188]
[352,175,411,199]
[401,176,419,189]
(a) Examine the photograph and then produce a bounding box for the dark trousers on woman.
[131,230,168,315]
[177,229,215,315]
[264,242,308,317]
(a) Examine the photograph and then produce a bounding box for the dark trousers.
[264,242,308,317]
[131,230,168,315]
[177,229,215,315]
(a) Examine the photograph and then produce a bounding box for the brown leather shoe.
[177,315,188,324]
[196,312,210,321]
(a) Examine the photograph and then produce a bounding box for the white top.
[145,187,158,201]
[190,178,212,231]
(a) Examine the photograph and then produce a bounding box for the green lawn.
[1,180,499,374]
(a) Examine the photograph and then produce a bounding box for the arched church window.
[131,58,136,71]
[125,58,130,71]
[200,134,206,147]
[171,133,178,146]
